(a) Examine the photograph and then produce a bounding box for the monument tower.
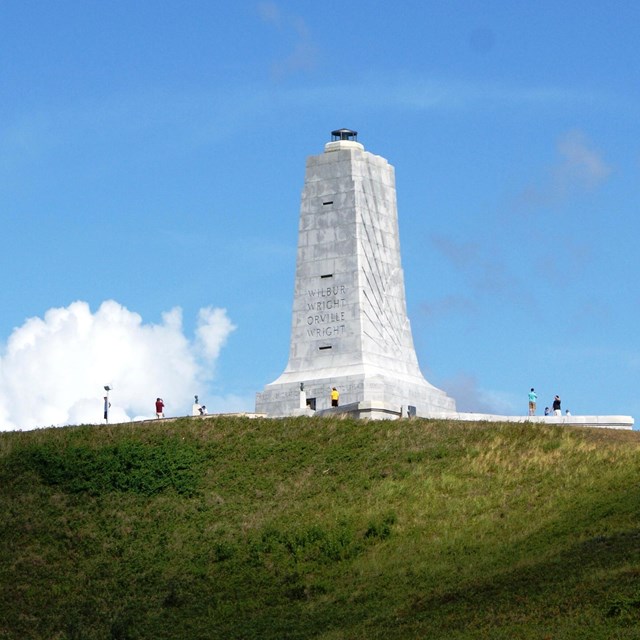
[256,129,456,419]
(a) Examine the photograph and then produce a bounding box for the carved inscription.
[305,285,347,337]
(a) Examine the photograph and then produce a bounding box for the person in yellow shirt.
[330,387,339,407]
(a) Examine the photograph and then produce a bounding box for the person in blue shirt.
[528,388,538,415]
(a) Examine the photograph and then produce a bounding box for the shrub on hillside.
[17,438,205,496]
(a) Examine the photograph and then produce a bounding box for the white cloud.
[258,2,318,78]
[195,307,236,361]
[555,129,612,190]
[515,130,612,209]
[0,300,237,431]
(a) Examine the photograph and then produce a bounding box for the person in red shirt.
[155,398,165,418]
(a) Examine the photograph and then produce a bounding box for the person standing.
[155,397,165,418]
[553,395,561,416]
[528,388,538,416]
[330,387,339,407]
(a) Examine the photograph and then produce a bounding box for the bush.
[18,438,205,496]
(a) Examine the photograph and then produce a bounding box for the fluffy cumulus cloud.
[0,300,236,431]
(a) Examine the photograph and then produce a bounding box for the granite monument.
[256,130,456,419]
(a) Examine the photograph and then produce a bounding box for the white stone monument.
[256,129,457,419]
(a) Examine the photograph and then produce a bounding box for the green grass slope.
[1,417,639,639]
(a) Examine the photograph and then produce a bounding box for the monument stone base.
[255,369,456,419]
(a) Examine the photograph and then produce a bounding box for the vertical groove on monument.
[256,130,456,418]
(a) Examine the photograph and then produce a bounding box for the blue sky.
[1,1,638,429]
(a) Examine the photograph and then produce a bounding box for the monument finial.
[330,128,358,142]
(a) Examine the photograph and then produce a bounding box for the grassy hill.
[1,416,639,639]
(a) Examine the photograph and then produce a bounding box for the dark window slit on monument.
[319,345,332,350]
[322,201,333,205]
[320,274,333,279]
